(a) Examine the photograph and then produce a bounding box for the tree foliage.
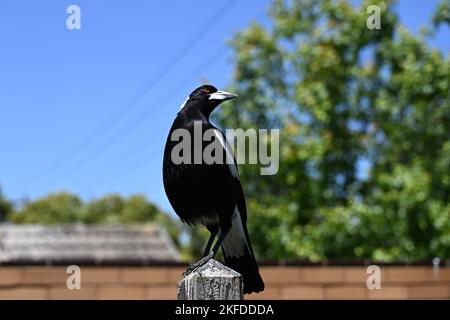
[0,187,13,222]
[216,0,450,261]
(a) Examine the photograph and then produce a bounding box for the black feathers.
[162,85,264,294]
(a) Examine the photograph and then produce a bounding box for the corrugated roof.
[0,224,180,265]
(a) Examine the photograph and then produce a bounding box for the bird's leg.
[183,225,230,277]
[210,227,230,254]
[203,226,219,257]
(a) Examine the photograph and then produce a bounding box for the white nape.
[179,96,190,110]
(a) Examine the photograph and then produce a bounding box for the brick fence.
[0,265,449,299]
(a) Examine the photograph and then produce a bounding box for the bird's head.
[179,85,237,116]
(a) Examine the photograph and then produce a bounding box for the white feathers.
[213,129,239,179]
[221,206,249,258]
[179,96,189,110]
[197,214,219,226]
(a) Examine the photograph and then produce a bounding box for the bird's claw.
[182,251,214,277]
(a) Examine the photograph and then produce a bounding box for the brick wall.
[0,266,449,300]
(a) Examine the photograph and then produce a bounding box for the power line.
[29,0,237,188]
[60,44,228,185]
[66,10,270,188]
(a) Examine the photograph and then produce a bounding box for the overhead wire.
[28,0,237,188]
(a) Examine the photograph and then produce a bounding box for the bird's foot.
[182,251,214,277]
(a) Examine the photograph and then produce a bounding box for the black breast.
[162,113,235,225]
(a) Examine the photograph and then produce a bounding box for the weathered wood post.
[177,259,243,300]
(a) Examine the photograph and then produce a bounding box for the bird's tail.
[223,243,265,294]
[221,211,264,294]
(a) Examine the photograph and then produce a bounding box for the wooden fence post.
[177,259,243,300]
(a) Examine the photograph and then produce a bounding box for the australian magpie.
[162,85,264,294]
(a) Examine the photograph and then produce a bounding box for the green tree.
[216,0,450,261]
[9,192,83,224]
[81,193,182,248]
[0,187,13,222]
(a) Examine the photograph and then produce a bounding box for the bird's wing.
[213,130,264,293]
[212,128,249,224]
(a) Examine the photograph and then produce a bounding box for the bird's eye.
[202,88,210,94]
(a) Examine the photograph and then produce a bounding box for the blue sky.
[0,0,449,214]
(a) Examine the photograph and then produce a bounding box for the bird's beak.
[208,90,238,101]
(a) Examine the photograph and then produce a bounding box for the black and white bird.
[162,85,264,294]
